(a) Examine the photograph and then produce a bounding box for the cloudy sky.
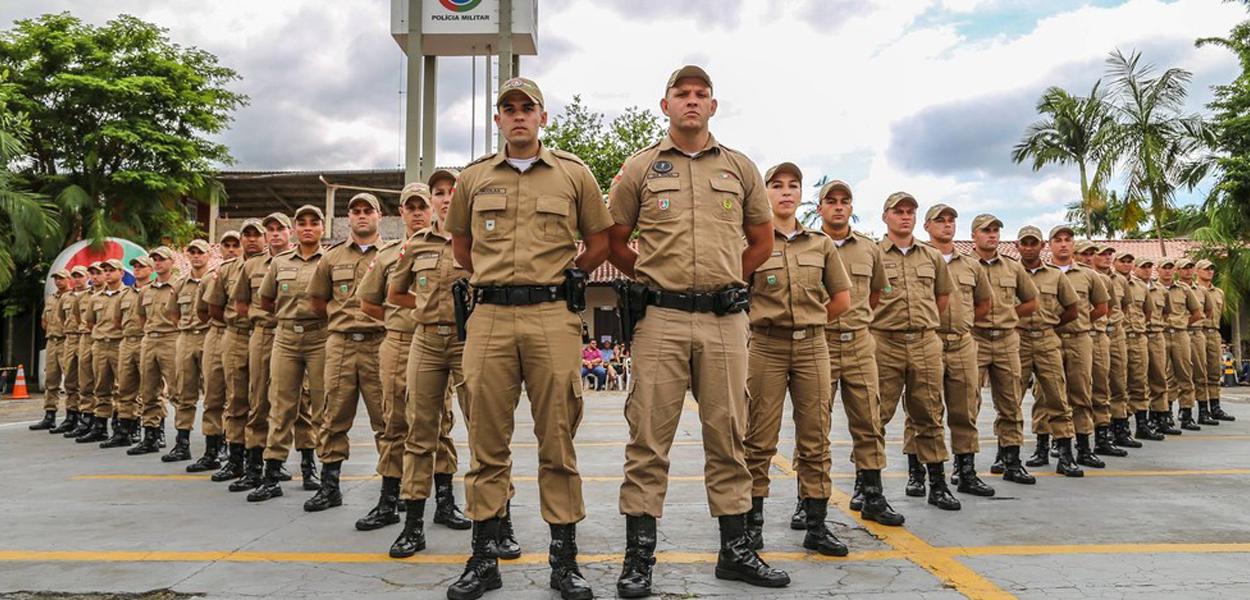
[2,0,1243,237]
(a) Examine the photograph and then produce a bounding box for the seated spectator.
[601,340,619,382]
[581,340,607,391]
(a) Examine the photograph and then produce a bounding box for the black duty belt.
[475,285,566,306]
[645,287,749,315]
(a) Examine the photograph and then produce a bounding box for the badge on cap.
[658,198,670,210]
[652,161,672,174]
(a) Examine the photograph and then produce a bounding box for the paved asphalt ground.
[1,385,1247,600]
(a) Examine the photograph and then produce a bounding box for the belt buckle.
[508,288,529,305]
[292,324,306,333]
[839,332,854,342]
[791,329,807,340]
[350,332,365,342]
[904,331,920,342]
[437,325,452,336]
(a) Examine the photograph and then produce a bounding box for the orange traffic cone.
[9,364,30,399]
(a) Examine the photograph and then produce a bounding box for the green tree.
[542,95,663,191]
[0,74,60,295]
[1012,83,1121,234]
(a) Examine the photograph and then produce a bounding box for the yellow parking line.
[944,543,1250,557]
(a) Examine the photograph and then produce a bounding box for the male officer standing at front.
[187,231,243,472]
[1196,260,1234,421]
[164,239,212,462]
[50,268,86,435]
[608,66,789,596]
[33,271,69,431]
[1157,257,1203,431]
[103,255,154,448]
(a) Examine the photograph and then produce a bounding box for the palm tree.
[1012,82,1120,235]
[0,86,61,293]
[1105,49,1215,256]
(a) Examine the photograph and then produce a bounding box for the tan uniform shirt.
[749,225,851,329]
[232,252,282,329]
[1020,263,1079,330]
[1054,263,1109,334]
[307,240,383,333]
[356,238,417,334]
[825,231,888,332]
[1145,280,1168,332]
[203,255,252,329]
[608,134,771,293]
[78,289,98,334]
[259,248,325,323]
[169,274,210,332]
[1101,271,1127,330]
[195,270,227,328]
[1189,283,1213,331]
[974,253,1037,330]
[1163,280,1201,331]
[91,289,124,341]
[113,286,147,338]
[1091,271,1113,331]
[1123,276,1149,333]
[447,144,613,287]
[872,238,954,332]
[1204,285,1225,330]
[44,292,64,337]
[138,280,179,334]
[390,228,471,326]
[933,249,991,335]
[60,290,82,334]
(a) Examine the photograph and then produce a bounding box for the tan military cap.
[1178,257,1196,268]
[883,192,918,210]
[219,230,241,243]
[971,213,1003,231]
[148,246,175,261]
[1017,225,1044,242]
[1157,257,1177,268]
[666,65,713,93]
[925,204,957,222]
[129,256,154,269]
[262,212,292,229]
[496,77,544,107]
[186,239,211,254]
[240,218,264,235]
[1048,224,1075,240]
[427,168,459,189]
[70,266,89,277]
[1116,249,1135,261]
[1074,240,1096,254]
[348,193,382,215]
[818,179,853,200]
[294,205,325,222]
[400,182,431,208]
[764,162,802,184]
[102,259,124,270]
[1196,259,1214,270]
[87,262,102,273]
[1098,245,1116,255]
[52,269,71,279]
[1134,256,1155,268]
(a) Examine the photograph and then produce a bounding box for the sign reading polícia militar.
[44,238,151,296]
[390,0,538,56]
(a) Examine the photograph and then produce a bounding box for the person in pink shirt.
[581,340,607,390]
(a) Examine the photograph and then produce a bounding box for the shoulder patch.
[550,148,587,166]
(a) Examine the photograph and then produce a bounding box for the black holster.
[563,268,587,313]
[614,279,649,346]
[452,278,472,342]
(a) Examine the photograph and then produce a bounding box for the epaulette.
[628,140,662,161]
[275,248,297,258]
[1000,254,1020,262]
[851,230,878,242]
[465,152,497,168]
[549,148,588,167]
[379,238,403,251]
[325,239,347,251]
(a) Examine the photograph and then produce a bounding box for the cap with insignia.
[240,218,264,235]
[1017,225,1044,242]
[52,269,71,279]
[348,192,382,215]
[666,65,713,94]
[400,183,432,208]
[1098,244,1116,255]
[294,205,325,222]
[427,168,459,189]
[1116,249,1135,261]
[1157,257,1177,268]
[1178,258,1195,268]
[186,239,211,254]
[71,266,89,276]
[102,258,124,270]
[883,191,918,210]
[219,230,241,243]
[925,203,957,222]
[262,212,292,229]
[1196,259,1214,269]
[1074,240,1096,254]
[1134,256,1155,268]
[970,213,1003,231]
[149,246,175,261]
[87,262,102,273]
[764,162,802,185]
[496,77,544,107]
[130,256,154,269]
[818,179,853,200]
[1048,224,1075,240]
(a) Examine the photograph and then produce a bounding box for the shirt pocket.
[958,272,977,297]
[642,177,681,222]
[276,268,300,298]
[914,264,936,293]
[709,176,743,223]
[998,274,1017,303]
[331,264,356,301]
[472,193,510,239]
[536,196,573,242]
[849,262,873,299]
[797,252,825,289]
[410,256,441,305]
[754,256,785,290]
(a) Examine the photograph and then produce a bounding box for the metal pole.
[484,45,493,156]
[421,55,438,183]
[404,0,424,185]
[324,184,335,240]
[471,51,476,159]
[497,0,513,151]
[207,197,219,241]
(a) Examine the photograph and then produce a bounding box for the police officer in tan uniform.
[203,219,265,482]
[186,231,243,472]
[33,271,70,431]
[804,179,903,529]
[249,205,329,503]
[163,239,212,462]
[102,256,153,448]
[1197,260,1234,421]
[128,247,181,454]
[68,263,101,440]
[1015,227,1084,476]
[743,162,851,556]
[608,66,788,596]
[1139,257,1180,435]
[918,208,995,496]
[80,259,125,444]
[51,267,87,435]
[1078,242,1126,458]
[1158,257,1204,431]
[1180,259,1219,426]
[1115,251,1163,441]
[1096,247,1142,449]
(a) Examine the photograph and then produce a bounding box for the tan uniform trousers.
[1146,332,1170,412]
[1020,330,1075,439]
[115,336,144,420]
[77,334,94,415]
[1059,333,1095,434]
[139,333,178,427]
[44,337,63,411]
[619,306,750,519]
[91,339,120,418]
[744,329,831,501]
[401,326,471,500]
[1165,330,1194,409]
[222,328,251,444]
[905,332,979,456]
[827,330,886,471]
[974,329,1024,448]
[245,328,316,450]
[264,325,327,461]
[1190,329,1207,403]
[60,334,81,412]
[874,330,949,465]
[1109,328,1130,420]
[379,331,459,481]
[318,331,385,464]
[200,327,227,436]
[1091,331,1112,426]
[174,329,207,431]
[1125,333,1150,413]
[464,302,585,525]
[1206,331,1222,402]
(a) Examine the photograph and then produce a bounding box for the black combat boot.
[127,426,161,455]
[246,458,286,502]
[496,501,522,560]
[802,499,848,557]
[747,497,764,550]
[1210,398,1236,421]
[390,499,427,558]
[355,476,400,530]
[925,463,961,511]
[76,415,108,443]
[1135,410,1165,440]
[548,524,593,600]
[1002,446,1036,484]
[617,515,657,598]
[299,448,318,490]
[713,513,791,587]
[1075,433,1105,468]
[50,410,78,434]
[186,435,223,472]
[30,410,56,431]
[848,470,865,511]
[229,448,264,492]
[789,496,807,530]
[904,453,925,497]
[447,519,503,600]
[1093,425,1127,457]
[1112,419,1143,448]
[1025,434,1050,467]
[99,419,133,448]
[1153,410,1182,435]
[1179,407,1202,431]
[434,472,471,529]
[303,461,343,512]
[955,453,996,496]
[858,469,905,526]
[1197,402,1220,426]
[989,445,1005,475]
[161,429,192,462]
[158,419,167,448]
[66,413,93,438]
[212,443,246,482]
[1055,437,1084,477]
[130,420,141,444]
